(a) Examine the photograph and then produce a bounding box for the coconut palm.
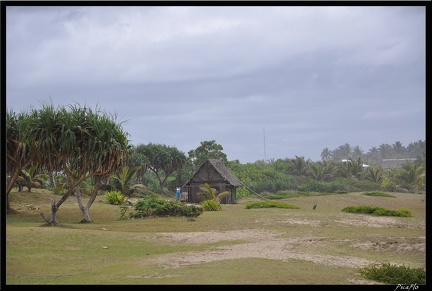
[397,162,425,193]
[364,166,384,183]
[290,156,309,176]
[110,165,144,197]
[309,160,334,181]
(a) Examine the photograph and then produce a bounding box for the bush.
[201,200,221,211]
[129,196,203,219]
[359,263,425,284]
[245,201,300,209]
[381,177,397,192]
[105,191,126,205]
[341,206,412,217]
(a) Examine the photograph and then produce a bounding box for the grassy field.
[5,189,426,285]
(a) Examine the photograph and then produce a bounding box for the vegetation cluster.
[6,102,426,226]
[359,263,426,284]
[129,196,203,219]
[341,206,412,217]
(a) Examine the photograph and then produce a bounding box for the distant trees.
[7,101,426,223]
[397,162,425,193]
[134,143,187,194]
[319,140,425,165]
[188,140,228,169]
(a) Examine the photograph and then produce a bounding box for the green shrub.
[182,204,204,219]
[201,200,221,211]
[359,263,425,284]
[245,201,300,209]
[342,206,412,217]
[381,177,397,192]
[105,191,126,205]
[129,196,203,219]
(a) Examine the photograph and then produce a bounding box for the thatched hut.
[182,159,242,204]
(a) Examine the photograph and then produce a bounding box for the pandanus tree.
[5,110,37,210]
[30,102,131,225]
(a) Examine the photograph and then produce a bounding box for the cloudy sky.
[5,5,426,163]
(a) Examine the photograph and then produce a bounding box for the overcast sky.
[5,5,426,163]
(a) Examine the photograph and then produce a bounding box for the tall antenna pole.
[263,126,266,162]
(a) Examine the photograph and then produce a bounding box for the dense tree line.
[320,140,425,165]
[6,103,426,225]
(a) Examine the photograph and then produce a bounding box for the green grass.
[5,189,426,285]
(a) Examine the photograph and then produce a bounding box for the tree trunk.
[77,177,101,223]
[6,170,22,210]
[50,198,59,225]
[40,190,73,225]
[76,187,91,223]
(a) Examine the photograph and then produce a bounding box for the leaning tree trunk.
[76,187,91,223]
[6,170,23,211]
[77,177,101,223]
[40,189,73,226]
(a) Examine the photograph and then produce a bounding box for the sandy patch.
[149,230,376,269]
[147,213,424,271]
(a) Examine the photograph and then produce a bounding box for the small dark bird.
[313,202,317,210]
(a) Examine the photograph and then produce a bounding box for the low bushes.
[359,263,425,284]
[129,196,203,219]
[245,201,300,209]
[341,206,412,217]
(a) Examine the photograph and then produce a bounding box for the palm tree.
[392,141,406,158]
[196,183,230,203]
[110,165,143,197]
[290,156,309,176]
[364,166,384,183]
[320,147,332,160]
[397,162,425,193]
[309,160,334,181]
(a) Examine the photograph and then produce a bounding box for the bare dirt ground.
[149,215,425,276]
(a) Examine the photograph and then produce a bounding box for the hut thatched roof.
[184,159,243,187]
